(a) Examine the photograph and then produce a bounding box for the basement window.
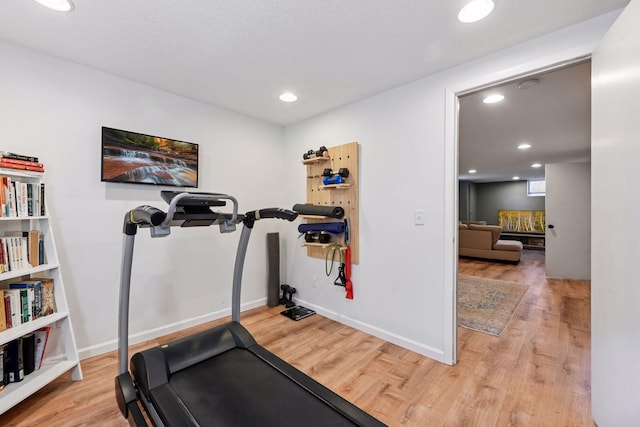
[527,179,546,197]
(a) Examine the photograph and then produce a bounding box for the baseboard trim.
[80,297,445,364]
[78,298,267,360]
[295,299,446,363]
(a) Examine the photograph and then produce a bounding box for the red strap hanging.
[344,246,353,299]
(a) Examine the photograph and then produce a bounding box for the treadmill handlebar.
[250,207,298,221]
[123,205,167,235]
[244,208,298,227]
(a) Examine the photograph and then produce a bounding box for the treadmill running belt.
[165,348,357,426]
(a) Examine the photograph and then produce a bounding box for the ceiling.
[0,0,629,127]
[458,60,592,183]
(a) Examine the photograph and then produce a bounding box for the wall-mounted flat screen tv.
[101,127,198,188]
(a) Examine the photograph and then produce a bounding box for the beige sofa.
[458,221,523,262]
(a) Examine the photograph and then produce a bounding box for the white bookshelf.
[0,166,82,415]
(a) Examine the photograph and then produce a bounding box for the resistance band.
[344,246,353,299]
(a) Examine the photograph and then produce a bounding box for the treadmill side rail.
[115,372,148,426]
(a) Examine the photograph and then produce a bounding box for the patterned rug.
[457,275,529,336]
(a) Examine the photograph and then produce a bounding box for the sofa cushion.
[468,224,502,245]
[493,240,523,252]
[461,220,487,226]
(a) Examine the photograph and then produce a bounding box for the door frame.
[443,46,595,365]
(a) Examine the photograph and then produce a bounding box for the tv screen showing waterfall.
[101,127,198,188]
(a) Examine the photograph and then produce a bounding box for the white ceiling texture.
[0,0,630,181]
[458,60,592,183]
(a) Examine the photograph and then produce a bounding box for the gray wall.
[473,181,545,225]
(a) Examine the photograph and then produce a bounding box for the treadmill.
[115,191,386,426]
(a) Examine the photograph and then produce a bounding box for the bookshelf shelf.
[0,215,49,222]
[0,165,82,415]
[0,312,68,345]
[0,263,59,282]
[0,359,79,414]
[0,167,43,179]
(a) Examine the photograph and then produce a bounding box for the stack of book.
[0,278,55,390]
[0,152,44,173]
[0,230,43,274]
[0,152,46,218]
[0,178,45,218]
[0,327,51,389]
[0,278,56,332]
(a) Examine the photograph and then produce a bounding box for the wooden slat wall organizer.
[301,141,359,264]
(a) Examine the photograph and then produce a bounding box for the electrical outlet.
[311,275,318,288]
[414,209,425,225]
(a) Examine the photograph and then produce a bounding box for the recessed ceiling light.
[458,0,495,23]
[279,92,298,103]
[512,176,520,180]
[482,94,504,104]
[518,143,532,150]
[34,0,74,12]
[531,163,542,168]
[468,169,477,174]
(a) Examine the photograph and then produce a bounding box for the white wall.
[592,0,640,425]
[0,40,288,358]
[283,11,620,363]
[0,8,624,367]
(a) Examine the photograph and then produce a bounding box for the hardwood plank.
[0,250,594,426]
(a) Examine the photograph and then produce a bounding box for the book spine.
[0,347,5,390]
[0,291,6,331]
[6,338,25,383]
[21,236,29,270]
[19,289,29,323]
[8,290,21,326]
[35,278,55,316]
[40,183,46,216]
[35,283,42,319]
[4,294,12,328]
[8,180,16,217]
[0,239,5,273]
[34,327,51,369]
[38,235,45,265]
[2,177,9,217]
[0,158,44,168]
[0,177,4,217]
[22,333,36,375]
[28,230,40,267]
[0,151,39,163]
[7,237,15,271]
[26,184,33,216]
[0,162,45,173]
[34,183,41,217]
[18,183,28,217]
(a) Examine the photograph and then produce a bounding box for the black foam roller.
[266,233,280,307]
[292,204,344,219]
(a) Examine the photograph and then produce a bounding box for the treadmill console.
[161,191,230,227]
[161,191,227,207]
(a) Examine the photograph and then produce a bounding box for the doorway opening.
[451,57,592,362]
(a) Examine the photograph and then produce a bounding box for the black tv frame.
[101,126,198,188]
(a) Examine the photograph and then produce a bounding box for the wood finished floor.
[0,250,593,426]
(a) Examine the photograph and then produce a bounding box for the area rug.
[457,275,529,336]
